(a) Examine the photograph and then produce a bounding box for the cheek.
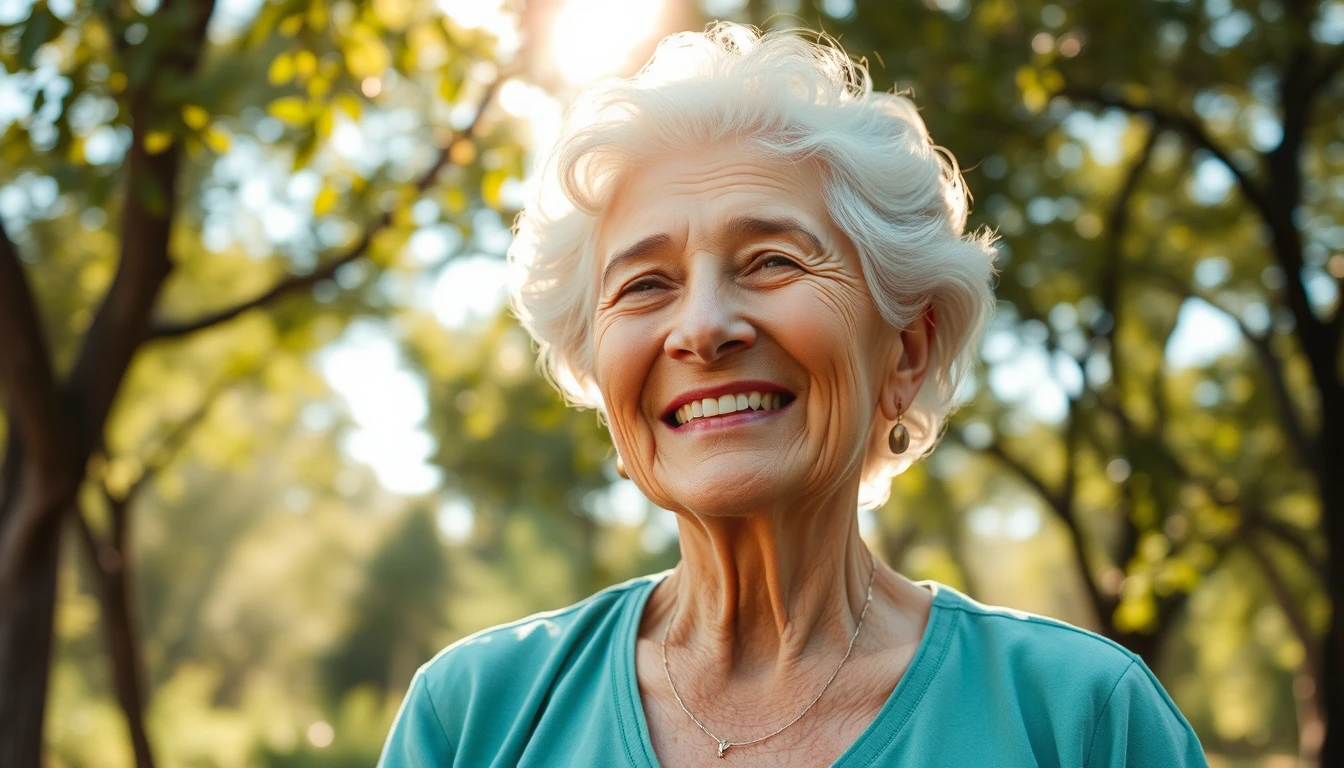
[591,314,662,448]
[766,281,885,458]
[774,281,879,397]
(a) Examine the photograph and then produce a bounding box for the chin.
[658,461,801,516]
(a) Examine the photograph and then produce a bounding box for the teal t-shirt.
[379,571,1208,766]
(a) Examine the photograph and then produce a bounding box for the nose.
[664,261,756,364]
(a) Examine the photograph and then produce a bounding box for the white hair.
[507,22,999,507]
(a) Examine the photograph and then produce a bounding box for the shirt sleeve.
[1085,659,1209,768]
[378,670,455,767]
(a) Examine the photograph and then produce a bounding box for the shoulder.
[379,573,668,766]
[926,583,1206,765]
[416,570,665,699]
[1082,656,1208,766]
[929,582,1137,683]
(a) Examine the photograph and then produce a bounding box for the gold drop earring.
[616,454,629,479]
[888,400,910,455]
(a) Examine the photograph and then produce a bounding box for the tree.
[5,0,1334,762]
[785,0,1340,760]
[0,0,527,760]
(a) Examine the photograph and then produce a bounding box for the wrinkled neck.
[662,484,876,675]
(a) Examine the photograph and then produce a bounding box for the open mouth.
[661,388,797,428]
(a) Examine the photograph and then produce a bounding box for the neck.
[662,480,876,675]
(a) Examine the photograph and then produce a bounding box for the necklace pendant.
[717,740,730,758]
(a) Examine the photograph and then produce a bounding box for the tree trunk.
[1317,395,1344,768]
[0,495,62,768]
[90,546,156,768]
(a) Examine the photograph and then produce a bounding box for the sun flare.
[550,0,664,84]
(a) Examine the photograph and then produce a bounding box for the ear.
[878,303,936,422]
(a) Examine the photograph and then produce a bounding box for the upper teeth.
[674,391,784,426]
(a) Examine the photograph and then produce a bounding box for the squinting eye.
[761,254,800,269]
[621,279,662,296]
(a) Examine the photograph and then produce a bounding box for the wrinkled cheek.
[784,292,879,488]
[801,380,872,491]
[591,319,658,463]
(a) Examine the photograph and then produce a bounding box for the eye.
[759,253,801,270]
[619,276,665,297]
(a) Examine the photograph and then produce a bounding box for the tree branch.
[1059,396,1112,627]
[1063,86,1334,379]
[72,356,244,768]
[1151,532,1238,637]
[1243,505,1327,585]
[104,368,238,550]
[0,217,74,490]
[1060,86,1274,227]
[0,219,79,604]
[1262,28,1340,396]
[73,501,156,768]
[977,439,1061,511]
[1133,266,1316,467]
[1153,436,1327,586]
[1096,127,1160,572]
[122,378,222,501]
[148,77,504,341]
[65,0,219,461]
[1241,527,1322,687]
[1099,127,1159,335]
[72,502,116,579]
[977,421,1113,628]
[0,0,219,604]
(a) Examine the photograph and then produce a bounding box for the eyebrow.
[600,215,824,290]
[600,233,674,291]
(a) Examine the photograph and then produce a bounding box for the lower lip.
[668,402,792,433]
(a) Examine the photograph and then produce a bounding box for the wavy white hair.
[507,22,999,508]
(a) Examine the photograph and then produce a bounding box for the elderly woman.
[380,23,1206,767]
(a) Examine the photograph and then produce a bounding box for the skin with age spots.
[590,141,940,766]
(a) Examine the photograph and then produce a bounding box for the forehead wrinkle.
[656,152,784,186]
[663,166,803,203]
[598,153,834,272]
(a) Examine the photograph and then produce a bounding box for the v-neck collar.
[612,570,958,767]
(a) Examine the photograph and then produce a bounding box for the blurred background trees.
[0,0,1338,765]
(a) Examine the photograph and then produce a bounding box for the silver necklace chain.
[659,550,878,759]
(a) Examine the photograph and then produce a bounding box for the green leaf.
[481,169,508,210]
[313,185,338,216]
[315,107,334,139]
[203,126,231,154]
[268,97,309,127]
[143,130,174,154]
[182,105,210,131]
[268,53,296,86]
[277,14,303,37]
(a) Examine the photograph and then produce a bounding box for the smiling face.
[592,141,920,515]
